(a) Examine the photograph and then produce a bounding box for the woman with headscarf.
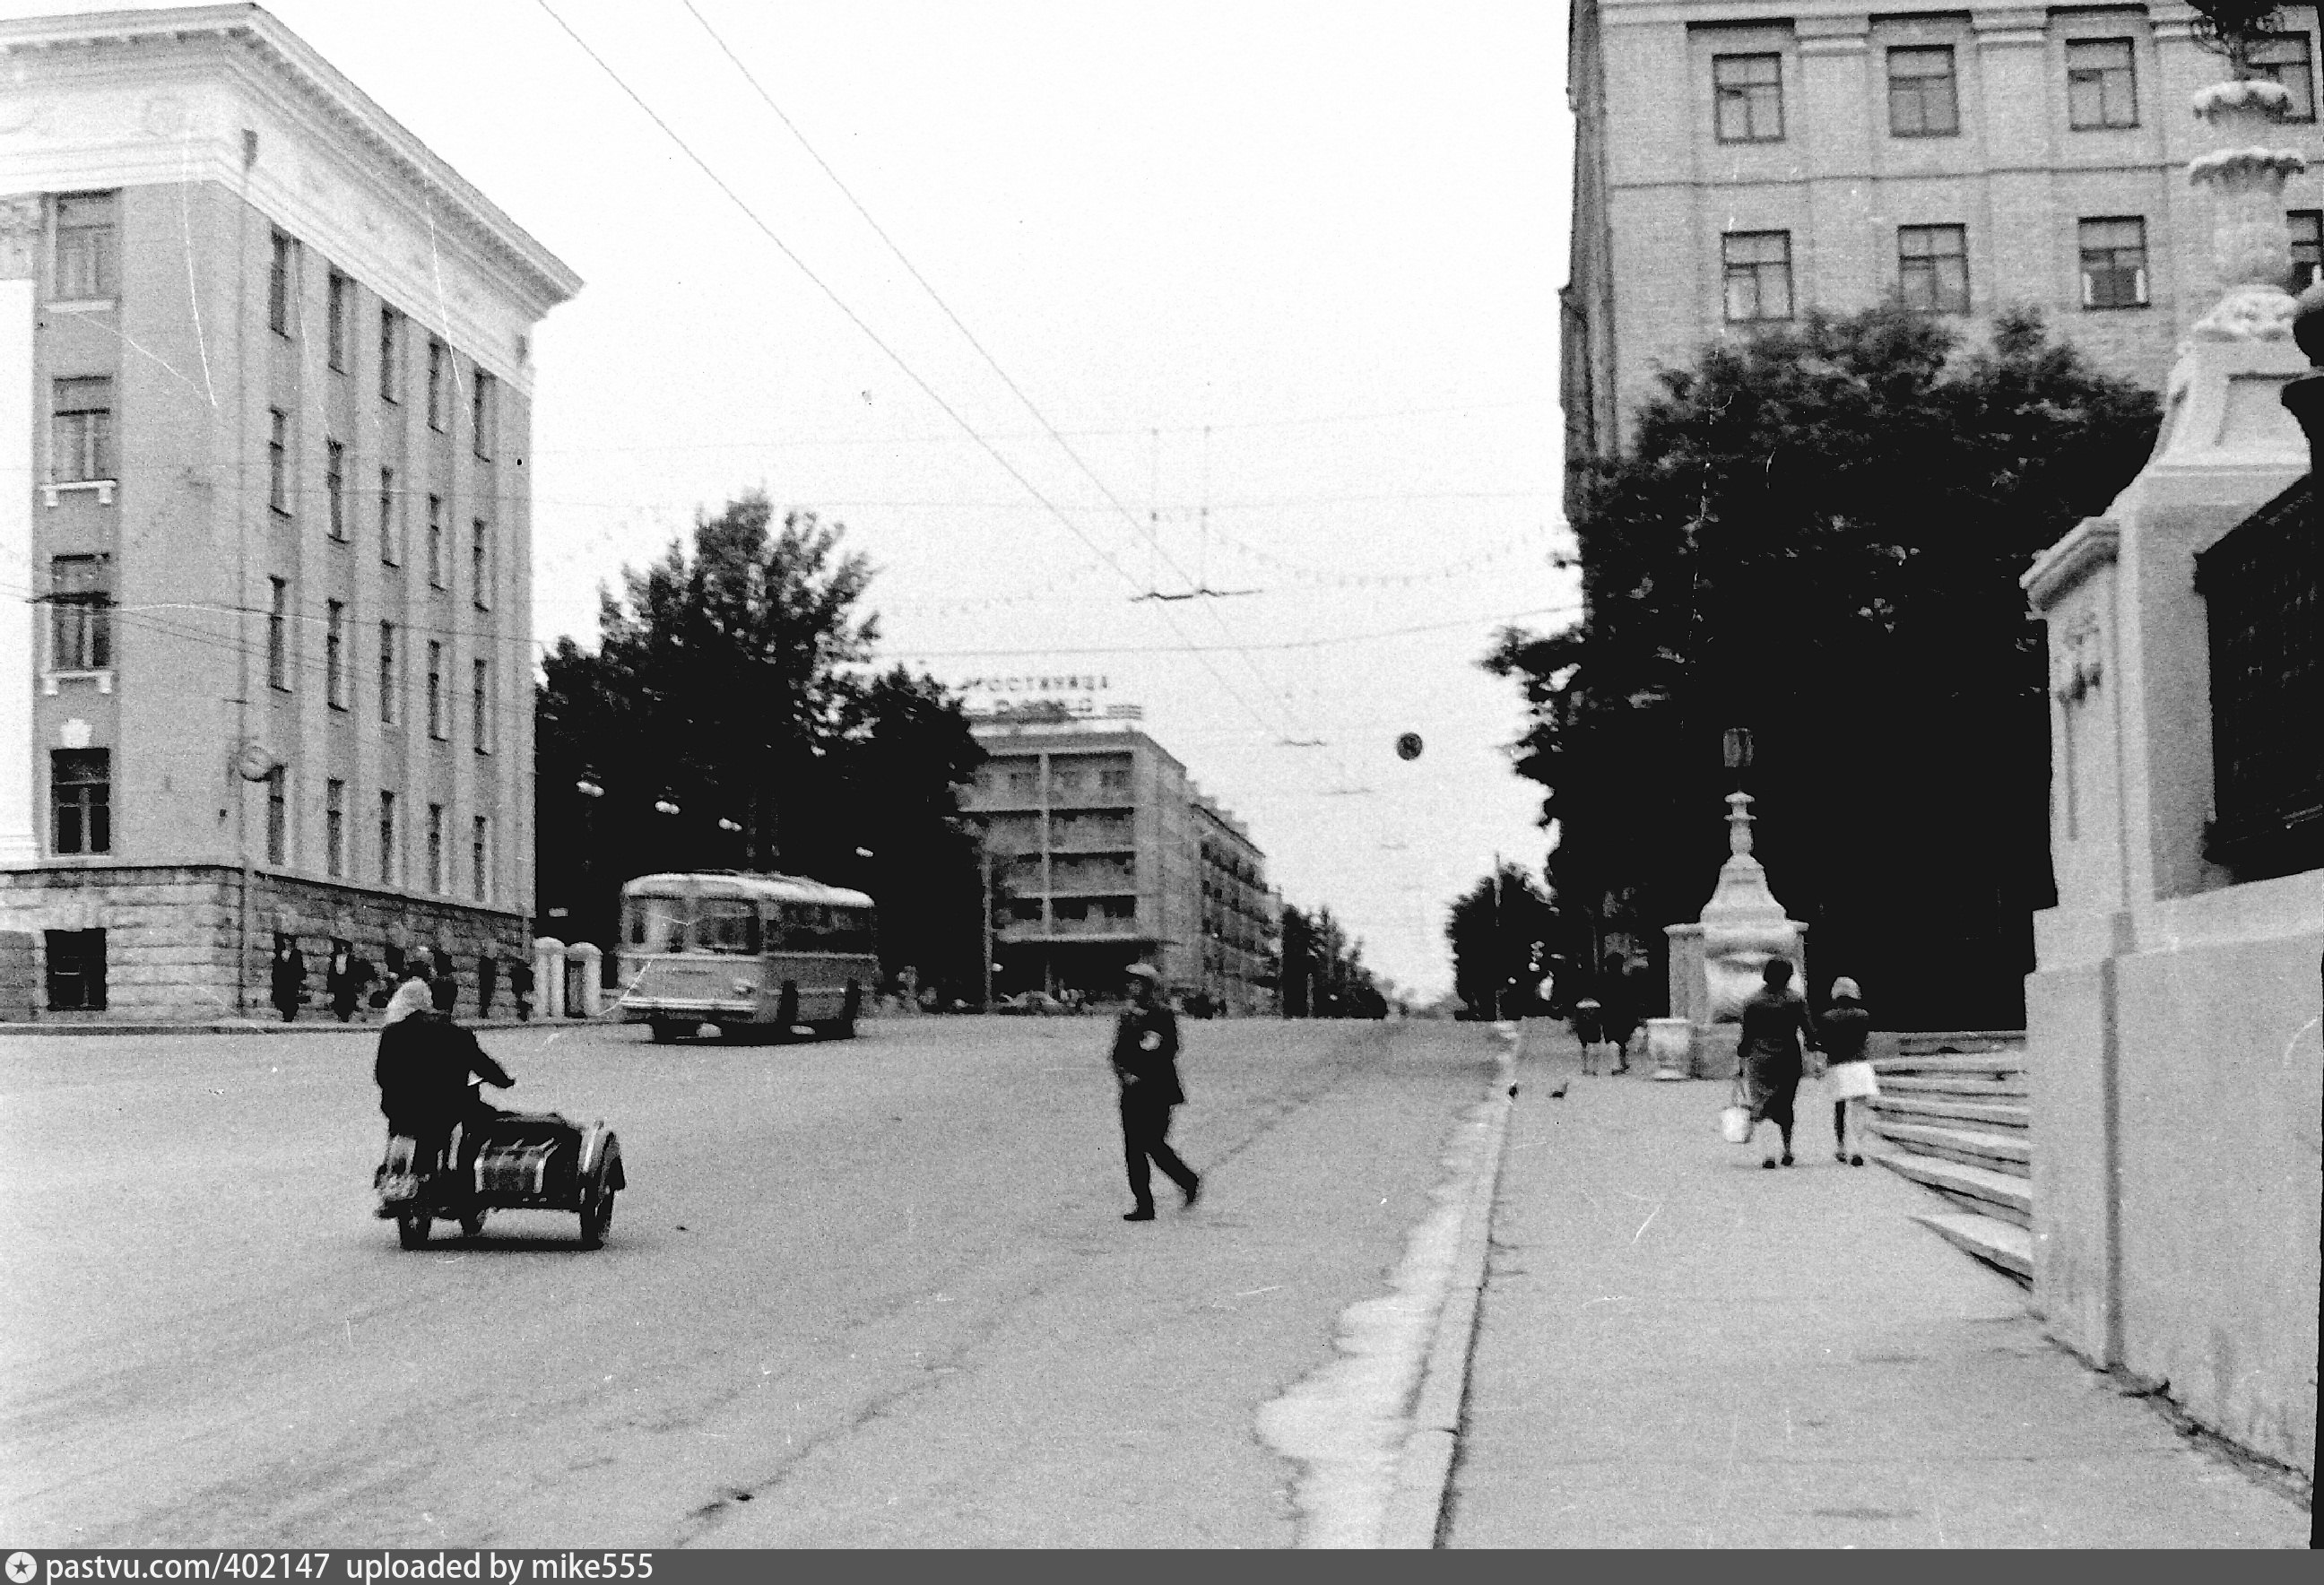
[268,935,306,1023]
[1737,957,1817,1168]
[380,964,435,1026]
[1817,976,1878,1165]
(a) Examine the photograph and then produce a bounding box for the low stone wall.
[0,864,529,1020]
[2031,870,2323,1479]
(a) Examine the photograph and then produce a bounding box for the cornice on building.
[0,4,580,385]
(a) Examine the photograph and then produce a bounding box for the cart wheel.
[649,1018,676,1044]
[459,1208,487,1240]
[579,1191,614,1250]
[396,1211,431,1250]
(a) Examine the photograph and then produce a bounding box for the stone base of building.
[0,864,529,1022]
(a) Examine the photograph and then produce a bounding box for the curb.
[1379,1039,1519,1548]
[0,1017,605,1038]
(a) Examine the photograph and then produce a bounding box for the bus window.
[828,907,875,950]
[692,898,761,955]
[773,901,818,950]
[625,896,688,954]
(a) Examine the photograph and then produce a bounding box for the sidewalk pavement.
[1441,1026,2309,1548]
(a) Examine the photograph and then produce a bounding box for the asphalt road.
[0,1016,1500,1547]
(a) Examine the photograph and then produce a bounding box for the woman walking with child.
[1737,957,1817,1168]
[1818,977,1878,1165]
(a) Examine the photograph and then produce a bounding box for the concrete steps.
[1912,1211,2033,1281]
[1864,1033,2032,1283]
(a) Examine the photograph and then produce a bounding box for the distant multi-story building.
[962,715,1277,1013]
[0,4,579,1017]
[1565,0,2324,507]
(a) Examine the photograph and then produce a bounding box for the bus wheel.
[648,1018,676,1044]
[836,980,862,1039]
[776,983,799,1034]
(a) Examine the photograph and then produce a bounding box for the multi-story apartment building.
[962,715,1277,1013]
[1565,0,2324,506]
[0,5,578,1017]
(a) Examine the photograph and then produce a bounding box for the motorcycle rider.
[376,976,515,1191]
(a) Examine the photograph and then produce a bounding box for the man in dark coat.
[375,977,515,1184]
[507,957,535,1022]
[325,940,376,1023]
[268,935,306,1023]
[476,953,499,1019]
[1110,964,1199,1221]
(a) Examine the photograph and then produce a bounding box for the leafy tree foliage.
[1444,864,1557,1020]
[1279,903,1389,1018]
[536,491,984,990]
[1487,307,2158,1028]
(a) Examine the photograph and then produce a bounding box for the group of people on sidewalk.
[267,935,534,1026]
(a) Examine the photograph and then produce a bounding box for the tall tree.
[1444,863,1557,1021]
[536,492,984,988]
[1488,307,2158,1028]
[1279,902,1389,1018]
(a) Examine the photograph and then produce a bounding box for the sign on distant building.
[953,671,1140,721]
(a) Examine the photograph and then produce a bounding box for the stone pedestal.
[1675,792,1808,1076]
[568,940,603,1018]
[533,937,566,1020]
[1644,1017,1694,1081]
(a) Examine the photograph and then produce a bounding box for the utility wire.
[536,0,1298,746]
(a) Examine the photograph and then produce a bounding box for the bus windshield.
[691,898,762,955]
[625,895,688,954]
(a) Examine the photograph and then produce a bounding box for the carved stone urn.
[2189,78,2308,341]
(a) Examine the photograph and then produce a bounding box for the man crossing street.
[1110,964,1200,1222]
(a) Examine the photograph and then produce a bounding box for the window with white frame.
[379,467,400,565]
[267,576,290,690]
[268,408,290,513]
[2079,217,2148,307]
[378,789,398,885]
[325,600,346,709]
[427,802,445,894]
[325,439,345,540]
[379,620,399,723]
[325,778,346,878]
[2293,210,2322,292]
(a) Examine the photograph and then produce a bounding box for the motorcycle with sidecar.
[375,1087,625,1250]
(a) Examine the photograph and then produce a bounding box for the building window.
[379,307,403,403]
[428,496,445,587]
[48,554,112,672]
[473,659,490,751]
[378,468,400,565]
[427,802,445,894]
[378,789,398,885]
[2066,39,2138,129]
[1713,54,1784,143]
[377,620,400,723]
[325,439,346,540]
[1099,767,1131,789]
[472,815,490,902]
[267,577,290,689]
[326,270,351,371]
[325,600,347,709]
[1887,46,1959,137]
[52,192,117,299]
[2250,30,2318,122]
[1722,230,1794,322]
[2079,217,2148,307]
[268,408,290,513]
[2293,210,2322,292]
[50,749,109,855]
[325,778,346,878]
[268,230,296,336]
[427,338,447,430]
[471,520,490,609]
[471,368,495,460]
[51,377,114,482]
[1898,224,1969,313]
[427,640,445,739]
[265,765,288,865]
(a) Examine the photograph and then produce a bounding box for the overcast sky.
[29,0,1578,1000]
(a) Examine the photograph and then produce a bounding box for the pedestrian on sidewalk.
[1738,957,1817,1168]
[1599,952,1641,1074]
[1817,976,1878,1166]
[1570,995,1605,1075]
[1110,963,1200,1221]
[507,957,535,1023]
[269,934,306,1024]
[325,939,376,1024]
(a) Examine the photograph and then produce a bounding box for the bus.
[616,871,878,1043]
